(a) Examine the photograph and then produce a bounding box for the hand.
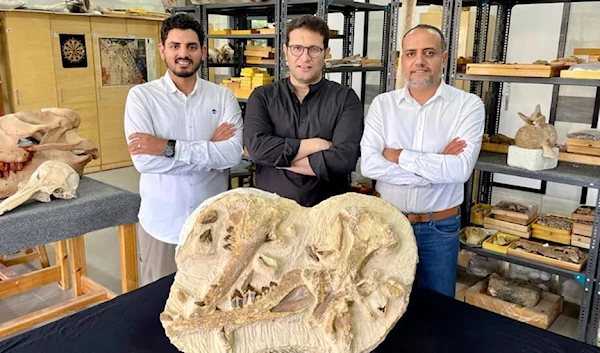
[211,123,236,142]
[128,133,168,156]
[383,148,402,163]
[316,138,333,151]
[443,138,467,156]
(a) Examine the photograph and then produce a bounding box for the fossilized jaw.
[161,188,418,353]
[0,109,98,199]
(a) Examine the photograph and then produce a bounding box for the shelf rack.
[440,0,600,344]
[171,0,399,107]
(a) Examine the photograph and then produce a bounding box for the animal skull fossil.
[0,108,98,199]
[0,160,79,216]
[514,104,558,158]
[161,188,418,353]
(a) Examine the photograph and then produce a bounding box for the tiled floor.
[0,166,580,342]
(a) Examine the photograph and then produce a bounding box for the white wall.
[23,0,165,12]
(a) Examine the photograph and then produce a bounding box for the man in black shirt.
[243,15,364,207]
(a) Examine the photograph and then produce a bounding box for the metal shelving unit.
[172,0,399,107]
[443,0,600,344]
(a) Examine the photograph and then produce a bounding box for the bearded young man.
[360,24,485,298]
[243,15,364,207]
[124,13,243,286]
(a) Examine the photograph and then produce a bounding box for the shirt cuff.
[308,152,328,180]
[175,140,193,164]
[398,149,420,173]
[275,138,301,167]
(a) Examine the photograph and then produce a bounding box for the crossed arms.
[359,95,485,186]
[243,89,363,181]
[124,88,243,175]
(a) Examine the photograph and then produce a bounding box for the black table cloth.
[1,273,598,353]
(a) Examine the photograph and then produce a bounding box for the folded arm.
[124,88,243,175]
[307,90,364,181]
[359,96,432,187]
[243,90,301,168]
[398,97,485,184]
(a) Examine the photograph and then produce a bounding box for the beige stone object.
[161,188,418,353]
[0,108,98,199]
[0,160,79,216]
[514,105,558,158]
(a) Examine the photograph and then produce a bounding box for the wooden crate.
[572,221,593,237]
[491,201,538,225]
[571,205,596,222]
[482,233,521,254]
[560,70,600,80]
[571,234,591,249]
[567,137,600,149]
[465,277,563,330]
[481,142,509,154]
[558,151,600,166]
[483,215,531,238]
[466,63,566,77]
[470,203,491,226]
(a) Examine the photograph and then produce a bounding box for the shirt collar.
[286,76,326,99]
[162,71,201,96]
[398,80,450,105]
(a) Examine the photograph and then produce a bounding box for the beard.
[167,57,201,78]
[404,65,442,89]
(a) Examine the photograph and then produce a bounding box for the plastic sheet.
[567,129,600,141]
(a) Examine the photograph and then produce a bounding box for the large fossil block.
[161,188,418,353]
[487,273,542,307]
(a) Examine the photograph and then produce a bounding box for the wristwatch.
[163,139,176,158]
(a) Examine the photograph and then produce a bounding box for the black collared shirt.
[243,77,364,207]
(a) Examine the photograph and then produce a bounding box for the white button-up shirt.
[124,72,243,244]
[360,81,485,214]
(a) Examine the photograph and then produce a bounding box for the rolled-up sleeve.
[243,89,301,167]
[308,89,364,181]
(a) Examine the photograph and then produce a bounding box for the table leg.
[55,240,69,290]
[68,235,86,297]
[119,223,139,293]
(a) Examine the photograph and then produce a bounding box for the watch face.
[164,146,174,157]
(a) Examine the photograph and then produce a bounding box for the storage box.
[465,277,563,329]
[466,63,566,78]
[470,203,491,226]
[482,233,521,254]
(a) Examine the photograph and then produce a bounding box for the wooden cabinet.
[1,12,58,111]
[0,10,163,173]
[50,15,101,171]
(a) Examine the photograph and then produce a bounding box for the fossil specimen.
[568,130,600,141]
[160,188,418,353]
[494,201,536,215]
[514,105,558,158]
[0,108,98,199]
[535,215,573,230]
[512,239,585,264]
[461,227,489,245]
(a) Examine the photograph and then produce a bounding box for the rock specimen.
[514,105,558,158]
[487,273,542,307]
[160,188,418,353]
[0,108,98,199]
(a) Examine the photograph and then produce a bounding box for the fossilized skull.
[514,104,558,158]
[0,160,79,216]
[0,108,98,199]
[161,188,418,353]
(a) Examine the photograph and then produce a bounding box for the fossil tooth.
[271,285,314,313]
[195,301,206,307]
[307,246,320,262]
[223,243,233,251]
[199,229,212,243]
[200,209,218,224]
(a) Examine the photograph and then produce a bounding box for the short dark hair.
[402,24,446,51]
[286,15,330,49]
[161,13,204,45]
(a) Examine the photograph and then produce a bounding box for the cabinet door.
[2,12,57,111]
[90,17,131,170]
[50,15,101,172]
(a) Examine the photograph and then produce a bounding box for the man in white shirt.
[360,24,485,297]
[124,14,244,286]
